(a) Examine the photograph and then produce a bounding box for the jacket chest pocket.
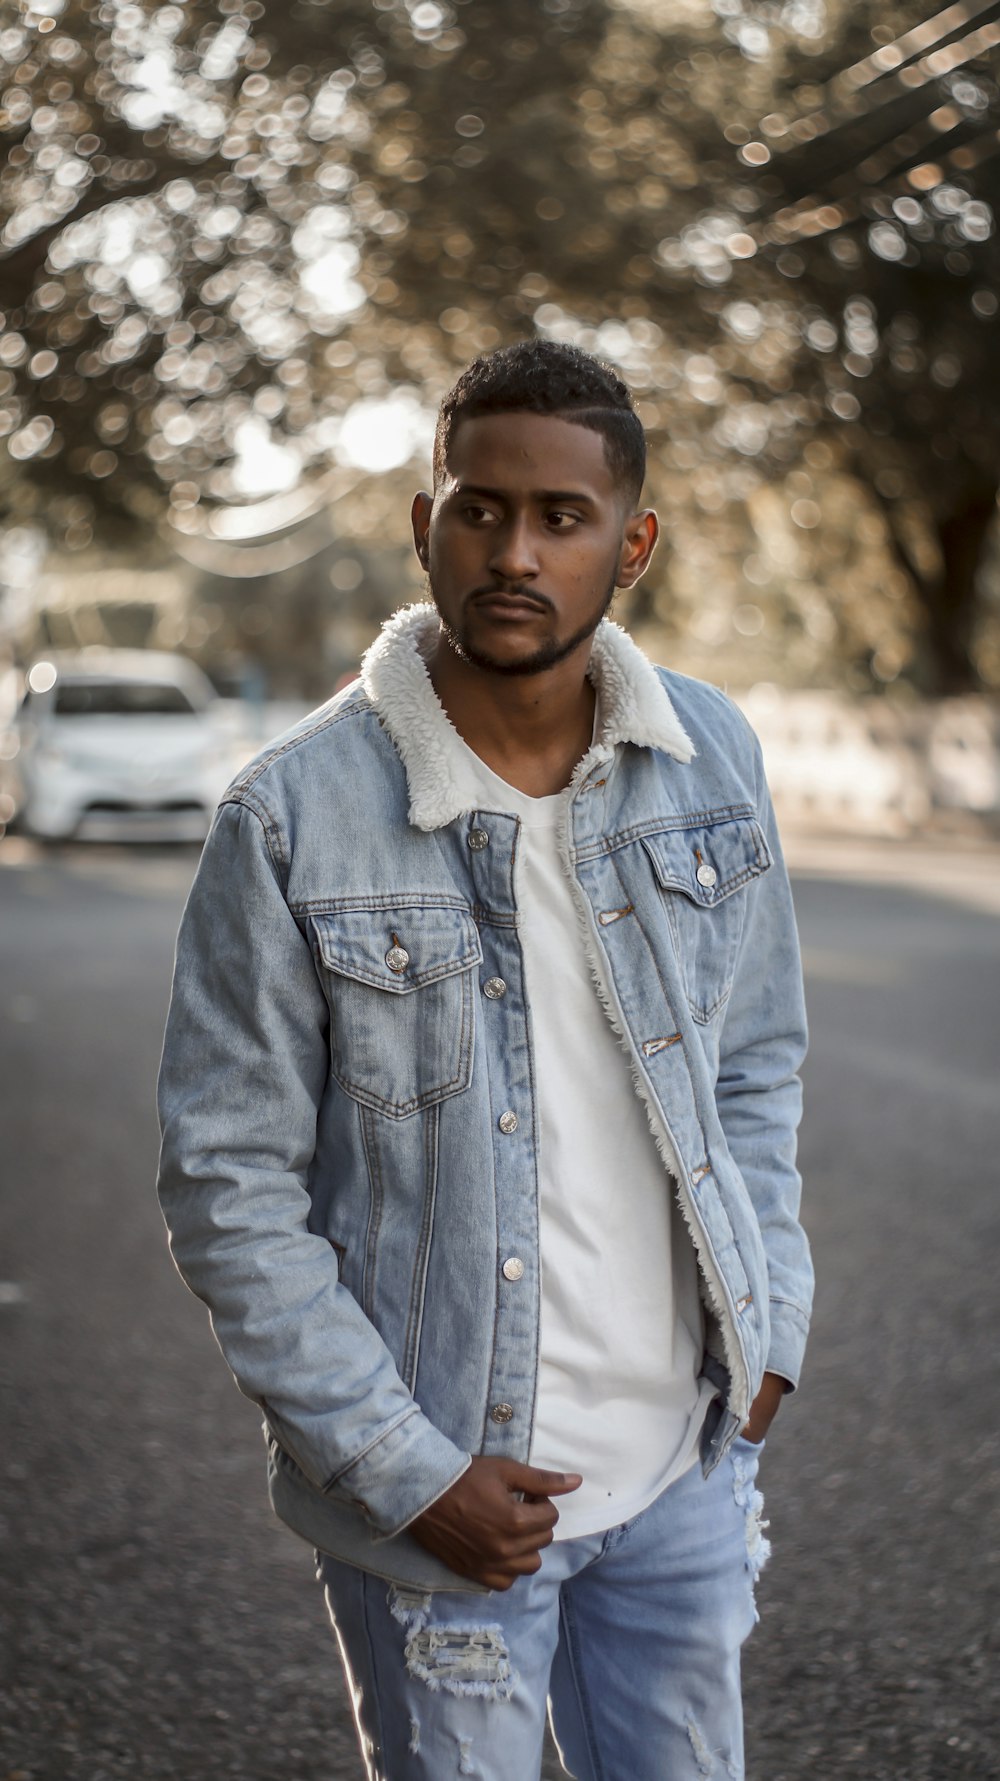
[641,816,771,1024]
[309,905,482,1119]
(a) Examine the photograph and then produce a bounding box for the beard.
[434,575,618,678]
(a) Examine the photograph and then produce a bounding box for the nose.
[488,513,540,585]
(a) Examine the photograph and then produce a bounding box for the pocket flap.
[641,816,771,907]
[310,905,482,993]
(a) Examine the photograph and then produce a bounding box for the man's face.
[412,411,657,678]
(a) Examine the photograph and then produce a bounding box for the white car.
[3,649,234,842]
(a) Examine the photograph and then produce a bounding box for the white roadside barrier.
[735,689,1000,837]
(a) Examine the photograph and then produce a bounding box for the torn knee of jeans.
[402,1622,516,1702]
[687,1717,716,1777]
[730,1450,771,1603]
[686,1717,743,1779]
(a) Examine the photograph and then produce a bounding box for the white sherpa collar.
[360,602,695,831]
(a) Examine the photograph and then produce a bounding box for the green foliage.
[2,0,1000,689]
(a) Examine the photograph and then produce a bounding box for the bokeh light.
[0,0,997,701]
[26,660,58,693]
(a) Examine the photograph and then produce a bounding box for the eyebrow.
[454,483,598,507]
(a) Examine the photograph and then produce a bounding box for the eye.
[461,503,496,525]
[546,509,580,530]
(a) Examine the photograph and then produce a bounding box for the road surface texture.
[1,833,997,1781]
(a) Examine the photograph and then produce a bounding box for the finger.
[510,1500,560,1538]
[505,1463,583,1497]
[496,1520,556,1558]
[482,1550,544,1590]
[472,1513,557,1563]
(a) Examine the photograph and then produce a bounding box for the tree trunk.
[919,486,998,697]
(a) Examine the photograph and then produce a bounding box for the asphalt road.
[1,836,998,1781]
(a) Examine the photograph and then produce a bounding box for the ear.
[616,509,659,588]
[411,490,433,570]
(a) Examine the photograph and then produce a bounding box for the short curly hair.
[433,339,646,505]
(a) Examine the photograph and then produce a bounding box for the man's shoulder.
[649,662,760,763]
[224,679,388,806]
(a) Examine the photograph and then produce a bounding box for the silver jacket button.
[490,1402,514,1423]
[483,977,507,1000]
[498,1110,518,1135]
[385,945,410,974]
[696,863,718,888]
[502,1257,524,1282]
[468,827,490,850]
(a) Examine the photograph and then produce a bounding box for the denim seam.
[602,847,749,1342]
[520,905,542,1444]
[322,1404,421,1494]
[598,1497,657,1551]
[330,1071,471,1120]
[479,971,507,1453]
[222,792,288,881]
[359,1568,391,1773]
[479,1220,504,1454]
[573,803,757,862]
[360,1105,384,1323]
[605,843,714,1142]
[644,849,769,904]
[295,892,474,916]
[471,906,520,930]
[608,803,757,842]
[228,696,371,795]
[328,971,474,1117]
[767,1294,811,1332]
[557,1589,607,1781]
[319,952,481,993]
[402,1105,439,1394]
[660,892,734,1026]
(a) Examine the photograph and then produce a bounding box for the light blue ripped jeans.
[316,1438,769,1781]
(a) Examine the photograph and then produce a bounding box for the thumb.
[504,1461,583,1498]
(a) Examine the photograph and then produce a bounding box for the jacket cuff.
[329,1408,472,1540]
[765,1296,811,1390]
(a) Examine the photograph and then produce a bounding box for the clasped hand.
[410,1373,786,1591]
[409,1457,582,1591]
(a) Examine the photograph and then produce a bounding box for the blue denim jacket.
[157,605,811,1591]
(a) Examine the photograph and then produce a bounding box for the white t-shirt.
[453,735,713,1539]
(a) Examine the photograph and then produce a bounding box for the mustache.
[467,584,554,613]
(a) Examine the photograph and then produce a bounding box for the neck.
[427,625,597,798]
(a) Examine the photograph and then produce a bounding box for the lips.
[470,590,549,617]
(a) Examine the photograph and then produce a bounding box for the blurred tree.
[2,0,999,691]
[0,0,614,538]
[647,0,1000,693]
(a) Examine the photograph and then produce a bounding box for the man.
[157,340,811,1780]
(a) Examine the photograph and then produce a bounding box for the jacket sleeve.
[156,796,470,1537]
[714,730,813,1389]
